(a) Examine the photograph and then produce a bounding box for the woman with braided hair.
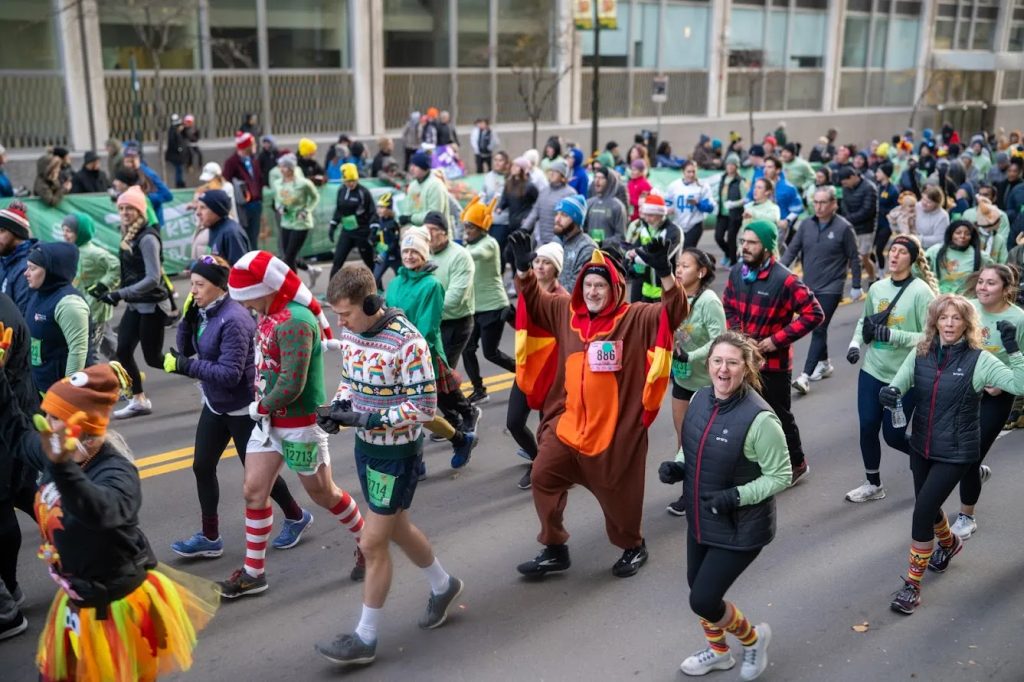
[925,219,987,294]
[844,235,937,503]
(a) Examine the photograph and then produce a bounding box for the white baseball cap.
[199,161,222,182]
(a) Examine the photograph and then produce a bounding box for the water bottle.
[890,398,907,429]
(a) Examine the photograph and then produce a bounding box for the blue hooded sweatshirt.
[568,147,589,197]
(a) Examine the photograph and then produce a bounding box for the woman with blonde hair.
[188,162,237,264]
[883,294,1024,615]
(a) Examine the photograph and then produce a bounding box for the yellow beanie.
[875,142,890,159]
[341,163,359,182]
[298,138,317,158]
[460,194,498,231]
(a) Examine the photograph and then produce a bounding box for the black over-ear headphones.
[363,294,383,316]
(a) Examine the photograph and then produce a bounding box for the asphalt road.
[3,257,1023,682]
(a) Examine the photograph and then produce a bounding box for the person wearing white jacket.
[665,161,717,248]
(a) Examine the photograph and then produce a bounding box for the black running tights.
[506,382,537,460]
[959,390,1015,506]
[687,531,761,623]
[909,452,971,543]
[116,307,166,395]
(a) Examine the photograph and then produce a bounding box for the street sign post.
[652,75,668,143]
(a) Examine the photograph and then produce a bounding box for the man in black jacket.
[197,189,250,265]
[70,151,111,194]
[329,164,377,278]
[165,114,188,188]
[838,166,878,285]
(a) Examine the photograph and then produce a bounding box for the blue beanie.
[410,151,431,171]
[198,189,232,218]
[555,194,586,226]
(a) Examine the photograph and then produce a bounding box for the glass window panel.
[956,22,971,50]
[0,1,59,70]
[496,0,554,67]
[871,18,887,68]
[209,0,259,69]
[457,0,489,67]
[384,0,449,67]
[632,2,660,68]
[972,21,995,51]
[1010,23,1024,52]
[933,20,954,50]
[765,10,787,67]
[842,16,869,68]
[894,1,922,15]
[886,17,918,69]
[266,0,347,69]
[789,12,825,67]
[727,7,764,68]
[847,0,872,11]
[99,3,199,69]
[664,5,710,69]
[580,1,630,67]
[936,4,956,18]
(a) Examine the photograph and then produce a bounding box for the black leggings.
[506,382,537,460]
[117,307,166,394]
[462,309,515,390]
[714,213,741,265]
[959,390,1015,506]
[687,531,761,623]
[280,228,310,272]
[909,452,971,543]
[192,405,299,520]
[0,487,36,594]
[332,229,375,278]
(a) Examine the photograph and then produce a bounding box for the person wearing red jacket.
[721,220,823,484]
[222,132,263,249]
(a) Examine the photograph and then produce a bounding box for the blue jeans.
[173,163,186,188]
[241,200,262,249]
[857,369,914,479]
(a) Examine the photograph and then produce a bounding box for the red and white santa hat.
[235,131,255,151]
[229,250,333,341]
[641,191,668,216]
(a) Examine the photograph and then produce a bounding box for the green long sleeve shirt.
[672,289,727,392]
[406,173,450,229]
[926,243,990,294]
[430,241,476,320]
[890,344,1024,396]
[850,277,936,383]
[274,177,319,231]
[465,234,509,313]
[55,295,90,376]
[783,157,815,192]
[675,410,793,507]
[961,206,1009,264]
[972,299,1024,367]
[75,242,120,325]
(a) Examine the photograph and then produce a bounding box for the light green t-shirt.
[672,289,726,392]
[926,243,988,294]
[972,299,1024,367]
[465,234,509,313]
[851,277,936,383]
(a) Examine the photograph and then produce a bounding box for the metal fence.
[212,73,263,138]
[495,70,557,125]
[629,70,709,118]
[838,70,916,108]
[0,72,69,149]
[269,72,354,136]
[384,70,453,131]
[726,70,826,114]
[105,71,206,143]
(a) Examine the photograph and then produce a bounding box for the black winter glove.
[328,221,338,243]
[700,488,740,515]
[998,320,1020,354]
[86,282,109,299]
[98,290,122,306]
[316,400,351,435]
[658,461,686,485]
[879,386,901,409]
[846,346,860,365]
[874,323,892,343]
[673,348,689,363]
[398,214,412,226]
[636,237,673,279]
[507,230,535,273]
[861,319,876,344]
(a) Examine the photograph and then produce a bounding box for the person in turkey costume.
[0,335,218,682]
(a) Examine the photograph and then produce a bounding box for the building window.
[384,0,450,68]
[0,1,60,70]
[209,0,259,69]
[457,0,489,67]
[266,0,348,69]
[579,1,629,67]
[663,4,710,70]
[98,3,200,70]
[496,0,555,68]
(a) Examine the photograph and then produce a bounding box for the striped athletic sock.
[907,545,932,586]
[724,604,758,647]
[700,618,729,655]
[331,491,364,539]
[244,506,273,577]
[933,515,955,550]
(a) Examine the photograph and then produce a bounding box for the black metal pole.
[590,5,600,157]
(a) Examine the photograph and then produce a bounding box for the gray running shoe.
[315,633,377,665]
[418,576,465,629]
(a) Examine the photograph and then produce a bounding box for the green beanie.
[744,220,777,254]
[597,151,615,168]
[62,213,95,247]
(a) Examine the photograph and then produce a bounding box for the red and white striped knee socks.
[244,506,273,577]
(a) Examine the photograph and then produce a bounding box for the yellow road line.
[140,449,236,479]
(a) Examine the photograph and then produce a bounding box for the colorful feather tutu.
[37,564,219,682]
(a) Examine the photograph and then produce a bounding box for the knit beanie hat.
[235,131,255,152]
[62,213,94,247]
[725,152,741,167]
[400,226,431,262]
[512,156,531,173]
[640,192,668,216]
[535,242,564,273]
[423,210,447,230]
[228,250,334,341]
[298,138,317,158]
[548,159,568,178]
[198,189,232,218]
[630,158,647,172]
[744,220,778,254]
[0,201,31,240]
[341,163,359,182]
[116,185,148,216]
[555,194,586,226]
[410,151,431,171]
[41,363,132,436]
[277,153,297,169]
[460,195,497,230]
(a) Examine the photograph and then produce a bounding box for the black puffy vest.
[910,340,982,464]
[682,387,776,551]
[119,226,168,304]
[26,283,82,394]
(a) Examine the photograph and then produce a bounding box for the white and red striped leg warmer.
[330,491,364,539]
[244,506,273,577]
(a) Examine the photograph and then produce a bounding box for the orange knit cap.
[41,363,132,436]
[460,194,498,231]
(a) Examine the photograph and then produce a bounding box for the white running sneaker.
[740,623,771,681]
[979,464,992,485]
[307,265,323,290]
[950,512,977,540]
[680,647,736,676]
[809,360,834,381]
[845,482,886,503]
[791,373,810,395]
[113,398,152,419]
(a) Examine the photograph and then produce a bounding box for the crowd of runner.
[1,118,1023,680]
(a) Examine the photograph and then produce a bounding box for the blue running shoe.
[272,509,313,550]
[171,532,224,559]
[450,432,478,469]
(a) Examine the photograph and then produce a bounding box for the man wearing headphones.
[316,266,463,667]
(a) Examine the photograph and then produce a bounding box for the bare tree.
[504,30,573,150]
[909,68,941,132]
[728,49,766,145]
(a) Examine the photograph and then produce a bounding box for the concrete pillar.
[821,0,844,112]
[256,0,273,134]
[912,0,936,116]
[56,0,109,150]
[555,0,575,126]
[708,0,728,118]
[350,0,376,136]
[992,0,1012,103]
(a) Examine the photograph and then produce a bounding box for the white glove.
[322,338,343,352]
[249,400,267,423]
[850,288,863,301]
